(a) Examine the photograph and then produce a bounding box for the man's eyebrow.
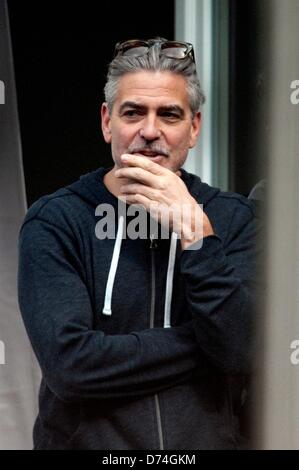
[119,101,145,113]
[119,102,185,117]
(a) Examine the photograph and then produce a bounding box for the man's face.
[101,71,201,172]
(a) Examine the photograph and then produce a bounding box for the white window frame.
[175,0,229,189]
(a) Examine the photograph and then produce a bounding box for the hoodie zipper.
[149,234,164,451]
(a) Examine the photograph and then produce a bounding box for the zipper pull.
[149,234,158,249]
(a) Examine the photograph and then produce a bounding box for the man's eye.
[162,113,180,120]
[123,110,139,117]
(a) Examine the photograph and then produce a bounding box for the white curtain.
[0,0,40,450]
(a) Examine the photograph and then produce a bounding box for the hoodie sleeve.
[180,198,260,375]
[18,217,202,404]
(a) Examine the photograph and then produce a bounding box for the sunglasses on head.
[114,39,195,63]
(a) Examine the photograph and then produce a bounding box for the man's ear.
[101,102,112,143]
[189,112,201,149]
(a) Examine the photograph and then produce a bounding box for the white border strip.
[175,0,213,184]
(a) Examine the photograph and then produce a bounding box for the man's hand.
[115,154,214,250]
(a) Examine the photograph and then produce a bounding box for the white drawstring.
[102,216,124,316]
[103,220,178,324]
[163,231,178,328]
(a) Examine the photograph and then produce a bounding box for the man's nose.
[139,116,161,141]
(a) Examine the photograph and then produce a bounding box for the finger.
[115,166,162,188]
[120,154,166,175]
[120,183,158,201]
[118,193,153,210]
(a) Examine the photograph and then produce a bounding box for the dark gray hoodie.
[18,167,258,449]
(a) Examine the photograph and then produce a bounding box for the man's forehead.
[115,71,189,106]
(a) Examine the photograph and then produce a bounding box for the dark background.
[8,1,175,206]
[229,0,269,195]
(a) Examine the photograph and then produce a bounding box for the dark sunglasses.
[114,39,195,63]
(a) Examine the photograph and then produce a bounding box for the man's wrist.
[180,233,203,251]
[180,209,214,251]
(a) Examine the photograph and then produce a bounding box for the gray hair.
[104,41,205,117]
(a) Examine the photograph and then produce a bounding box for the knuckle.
[129,184,137,192]
[151,189,158,200]
[134,168,142,178]
[134,193,142,202]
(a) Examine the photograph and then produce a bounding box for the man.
[18,38,258,449]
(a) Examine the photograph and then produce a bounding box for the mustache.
[127,144,169,157]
